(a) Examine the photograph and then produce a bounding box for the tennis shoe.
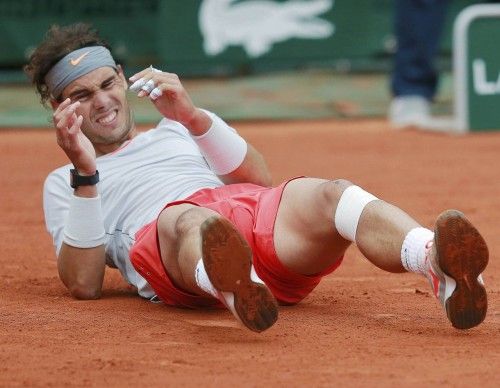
[200,216,279,333]
[426,210,488,329]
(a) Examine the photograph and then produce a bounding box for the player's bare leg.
[157,204,278,332]
[273,178,488,329]
[273,179,417,275]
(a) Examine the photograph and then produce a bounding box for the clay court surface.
[1,119,499,387]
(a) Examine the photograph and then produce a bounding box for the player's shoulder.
[130,120,191,149]
[46,164,71,179]
[154,117,191,136]
[44,164,71,193]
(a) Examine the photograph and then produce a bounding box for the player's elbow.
[57,246,106,300]
[68,283,102,300]
[257,171,273,187]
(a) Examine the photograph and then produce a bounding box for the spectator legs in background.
[389,0,450,128]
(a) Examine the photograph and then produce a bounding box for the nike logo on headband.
[69,51,90,66]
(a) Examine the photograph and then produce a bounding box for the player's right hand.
[53,98,97,175]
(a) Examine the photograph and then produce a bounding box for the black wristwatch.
[70,168,100,189]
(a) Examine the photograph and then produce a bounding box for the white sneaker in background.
[388,95,431,129]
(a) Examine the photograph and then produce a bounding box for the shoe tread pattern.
[434,210,488,329]
[201,216,278,332]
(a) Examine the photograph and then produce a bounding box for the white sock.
[194,259,218,298]
[195,258,266,296]
[400,227,434,275]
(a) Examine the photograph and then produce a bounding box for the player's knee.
[174,207,217,239]
[321,179,355,206]
[69,284,101,300]
[329,181,379,243]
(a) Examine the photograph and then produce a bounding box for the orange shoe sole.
[201,216,279,333]
[434,210,488,329]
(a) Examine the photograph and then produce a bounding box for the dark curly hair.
[24,23,111,106]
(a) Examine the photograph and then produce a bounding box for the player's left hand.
[128,67,199,128]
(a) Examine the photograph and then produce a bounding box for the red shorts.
[129,178,343,308]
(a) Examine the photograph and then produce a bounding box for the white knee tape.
[334,185,378,242]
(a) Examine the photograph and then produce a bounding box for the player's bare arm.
[51,97,106,299]
[129,68,272,187]
[52,98,96,175]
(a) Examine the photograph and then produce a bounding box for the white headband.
[45,46,117,98]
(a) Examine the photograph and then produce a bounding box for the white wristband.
[63,194,106,248]
[190,110,247,175]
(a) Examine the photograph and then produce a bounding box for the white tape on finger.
[141,79,155,93]
[149,87,162,100]
[129,77,146,92]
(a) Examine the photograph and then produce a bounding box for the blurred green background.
[0,0,479,127]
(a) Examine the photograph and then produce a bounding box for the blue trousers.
[391,0,450,100]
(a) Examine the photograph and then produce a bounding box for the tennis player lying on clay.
[25,23,488,332]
